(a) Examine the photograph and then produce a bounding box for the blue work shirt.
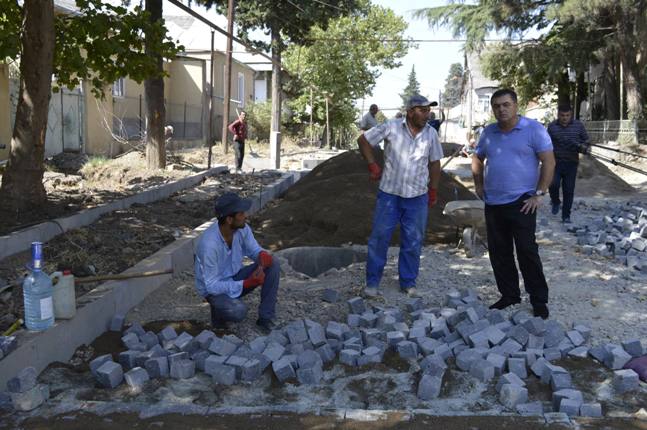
[194,223,263,298]
[475,116,553,205]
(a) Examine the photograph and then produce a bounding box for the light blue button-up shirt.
[364,118,443,198]
[475,116,553,205]
[194,223,263,298]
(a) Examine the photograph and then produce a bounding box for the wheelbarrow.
[442,200,486,257]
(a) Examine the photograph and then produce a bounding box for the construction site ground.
[1,142,647,428]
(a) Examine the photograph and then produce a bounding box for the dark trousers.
[549,160,578,220]
[233,139,245,170]
[206,260,280,324]
[484,197,549,305]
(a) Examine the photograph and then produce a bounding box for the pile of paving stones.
[0,335,17,362]
[5,367,50,411]
[4,290,645,416]
[568,202,647,270]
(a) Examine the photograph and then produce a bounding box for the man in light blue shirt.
[472,89,555,319]
[358,94,443,298]
[195,192,280,332]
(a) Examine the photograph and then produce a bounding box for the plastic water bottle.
[23,242,54,331]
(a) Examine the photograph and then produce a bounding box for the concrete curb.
[0,170,309,388]
[0,166,229,261]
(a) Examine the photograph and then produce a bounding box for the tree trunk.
[0,0,55,211]
[144,0,166,169]
[616,6,644,120]
[556,73,571,106]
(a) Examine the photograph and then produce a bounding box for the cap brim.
[430,101,439,107]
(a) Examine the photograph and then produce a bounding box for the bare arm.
[520,150,556,214]
[428,160,440,189]
[358,134,376,164]
[471,154,485,200]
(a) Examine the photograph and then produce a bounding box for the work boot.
[562,217,571,224]
[256,318,276,333]
[403,287,420,298]
[532,303,550,320]
[489,296,521,310]
[551,202,560,215]
[363,287,381,297]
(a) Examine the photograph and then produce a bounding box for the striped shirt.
[546,119,589,162]
[364,118,443,198]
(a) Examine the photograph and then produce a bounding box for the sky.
[361,0,464,115]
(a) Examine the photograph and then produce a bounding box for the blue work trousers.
[206,260,280,324]
[366,190,428,290]
[549,160,578,220]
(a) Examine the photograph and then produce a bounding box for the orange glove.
[258,250,273,268]
[243,266,265,289]
[367,162,382,181]
[428,188,437,208]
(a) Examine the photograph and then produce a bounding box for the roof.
[467,52,499,90]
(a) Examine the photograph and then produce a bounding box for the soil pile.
[575,155,635,196]
[251,150,476,250]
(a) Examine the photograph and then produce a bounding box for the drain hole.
[275,247,367,278]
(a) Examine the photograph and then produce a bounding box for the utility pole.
[270,26,281,168]
[325,94,330,149]
[221,0,235,155]
[207,30,215,168]
[309,87,314,146]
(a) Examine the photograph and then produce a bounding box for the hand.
[258,250,273,268]
[367,162,382,181]
[521,195,542,214]
[428,188,437,208]
[243,266,265,289]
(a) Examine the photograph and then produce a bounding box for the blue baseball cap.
[214,192,252,217]
[406,94,438,109]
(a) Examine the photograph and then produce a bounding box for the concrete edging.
[0,170,309,388]
[0,166,229,261]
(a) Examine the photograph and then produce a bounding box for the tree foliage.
[281,4,409,130]
[442,62,464,108]
[399,66,421,109]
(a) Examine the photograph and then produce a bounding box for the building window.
[478,94,491,112]
[112,78,125,98]
[237,72,245,107]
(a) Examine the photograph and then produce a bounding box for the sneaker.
[562,217,571,224]
[363,287,381,297]
[489,296,521,310]
[256,318,276,333]
[403,287,420,298]
[532,303,550,320]
[551,202,560,215]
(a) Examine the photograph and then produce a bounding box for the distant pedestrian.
[427,105,444,133]
[228,111,247,173]
[472,89,555,319]
[194,192,280,333]
[546,104,590,223]
[358,95,443,298]
[359,104,379,131]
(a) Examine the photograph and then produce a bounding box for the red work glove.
[258,250,273,268]
[428,188,437,208]
[367,162,382,182]
[243,266,265,290]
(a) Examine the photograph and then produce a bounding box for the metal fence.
[584,120,647,145]
[112,95,204,141]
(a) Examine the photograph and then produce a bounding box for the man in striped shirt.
[546,104,590,223]
[358,94,443,298]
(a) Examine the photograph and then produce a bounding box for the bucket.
[50,270,76,319]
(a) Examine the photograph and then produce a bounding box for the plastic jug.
[23,242,54,331]
[50,270,76,319]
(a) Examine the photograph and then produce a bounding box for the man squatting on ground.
[472,89,556,319]
[194,192,280,332]
[546,103,590,224]
[228,111,247,173]
[358,95,443,298]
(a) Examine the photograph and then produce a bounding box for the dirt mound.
[250,150,476,250]
[575,155,635,196]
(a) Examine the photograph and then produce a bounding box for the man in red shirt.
[228,111,247,173]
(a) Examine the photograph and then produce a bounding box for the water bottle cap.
[63,269,72,275]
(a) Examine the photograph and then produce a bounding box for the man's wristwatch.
[535,190,546,197]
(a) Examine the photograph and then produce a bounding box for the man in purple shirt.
[472,89,555,319]
[194,192,280,332]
